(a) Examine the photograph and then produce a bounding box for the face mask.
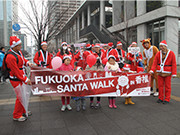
[63,46,67,50]
[68,48,71,51]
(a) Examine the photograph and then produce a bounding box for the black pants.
[90,97,100,102]
[0,67,6,82]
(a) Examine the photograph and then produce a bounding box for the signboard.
[128,47,140,54]
[12,23,21,31]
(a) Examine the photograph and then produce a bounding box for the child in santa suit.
[72,66,86,112]
[141,38,159,96]
[127,42,143,71]
[122,64,136,105]
[33,41,52,69]
[150,40,177,104]
[85,44,105,109]
[5,36,34,121]
[104,55,121,108]
[56,55,73,111]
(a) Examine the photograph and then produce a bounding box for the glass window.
[147,19,165,48]
[146,1,163,12]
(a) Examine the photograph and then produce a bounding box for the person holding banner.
[106,42,117,59]
[74,46,86,70]
[122,64,135,105]
[56,54,73,111]
[141,38,159,96]
[83,44,93,69]
[127,42,143,71]
[4,36,34,121]
[115,41,126,68]
[33,41,52,69]
[85,44,104,109]
[104,55,121,108]
[150,40,177,104]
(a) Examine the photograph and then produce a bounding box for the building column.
[87,5,91,26]
[112,1,122,25]
[3,1,8,47]
[165,17,179,62]
[77,15,80,40]
[82,11,85,29]
[74,20,77,42]
[100,1,105,30]
[137,1,146,53]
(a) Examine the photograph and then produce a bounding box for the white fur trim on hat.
[63,55,72,60]
[11,40,22,48]
[108,55,116,60]
[159,43,167,46]
[41,42,47,46]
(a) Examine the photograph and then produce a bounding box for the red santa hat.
[63,54,72,60]
[132,42,137,45]
[9,36,22,48]
[108,55,116,60]
[94,43,100,48]
[108,42,113,47]
[117,41,122,46]
[86,44,91,48]
[61,42,68,46]
[123,64,131,71]
[159,40,167,47]
[67,45,71,48]
[76,66,83,71]
[41,41,47,46]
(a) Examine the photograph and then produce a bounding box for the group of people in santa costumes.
[4,35,177,121]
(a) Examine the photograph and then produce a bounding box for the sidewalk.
[0,79,180,135]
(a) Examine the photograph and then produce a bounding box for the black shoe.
[90,103,94,108]
[163,101,169,104]
[157,99,163,103]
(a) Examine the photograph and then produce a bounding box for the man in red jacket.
[5,36,34,121]
[150,40,177,104]
[33,41,52,69]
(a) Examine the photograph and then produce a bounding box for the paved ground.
[0,77,180,135]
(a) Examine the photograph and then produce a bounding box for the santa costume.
[141,38,159,96]
[150,40,177,103]
[127,42,143,71]
[33,41,52,69]
[5,36,31,121]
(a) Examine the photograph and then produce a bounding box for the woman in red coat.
[33,41,52,69]
[56,42,74,68]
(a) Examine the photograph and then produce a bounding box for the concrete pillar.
[165,17,179,62]
[112,1,123,25]
[82,11,85,29]
[164,0,178,6]
[74,20,77,42]
[87,5,91,26]
[100,1,105,30]
[137,1,147,53]
[3,1,8,47]
[124,0,135,21]
[77,16,80,40]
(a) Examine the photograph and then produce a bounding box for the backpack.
[2,51,18,79]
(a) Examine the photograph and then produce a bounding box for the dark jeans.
[90,97,100,102]
[0,67,6,82]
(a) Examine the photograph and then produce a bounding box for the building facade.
[56,0,180,64]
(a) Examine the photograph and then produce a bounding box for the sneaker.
[13,116,27,122]
[23,111,32,117]
[109,104,113,108]
[90,103,94,108]
[82,105,86,111]
[153,92,159,97]
[157,99,163,103]
[150,88,154,95]
[163,101,169,104]
[95,103,101,109]
[76,106,80,112]
[61,105,66,112]
[66,104,72,111]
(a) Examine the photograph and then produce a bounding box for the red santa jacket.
[34,50,52,69]
[127,52,143,71]
[106,48,118,60]
[74,50,86,69]
[94,49,106,62]
[114,48,126,62]
[150,50,177,76]
[5,49,29,84]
